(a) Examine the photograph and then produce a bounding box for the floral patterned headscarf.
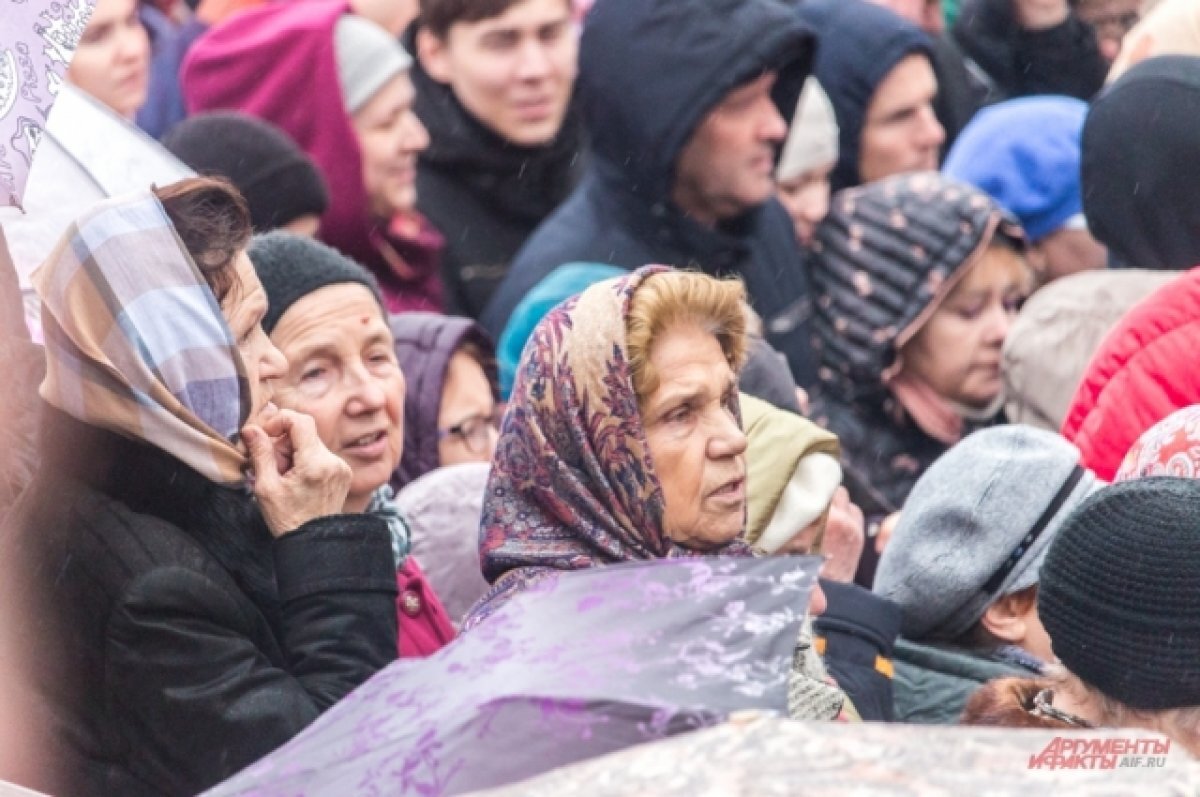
[464,266,752,629]
[1116,404,1200,482]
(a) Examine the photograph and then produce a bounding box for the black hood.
[578,0,815,203]
[1083,56,1200,272]
[797,0,933,193]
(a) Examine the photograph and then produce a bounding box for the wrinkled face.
[270,284,406,512]
[902,245,1031,409]
[859,54,944,184]
[437,349,499,467]
[222,253,288,429]
[418,0,578,146]
[672,72,788,227]
[67,0,150,119]
[641,324,747,550]
[352,72,430,219]
[776,162,834,247]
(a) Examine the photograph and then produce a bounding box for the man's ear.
[978,591,1031,645]
[416,27,454,85]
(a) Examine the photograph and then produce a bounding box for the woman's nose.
[708,407,748,459]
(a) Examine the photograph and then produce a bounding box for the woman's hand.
[817,487,865,583]
[243,410,352,537]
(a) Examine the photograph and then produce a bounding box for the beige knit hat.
[776,78,839,185]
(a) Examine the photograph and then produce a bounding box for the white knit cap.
[776,78,839,184]
[333,14,413,116]
[755,452,843,554]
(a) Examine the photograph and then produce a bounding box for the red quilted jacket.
[1061,268,1200,481]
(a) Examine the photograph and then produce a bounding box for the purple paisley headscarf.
[463,266,752,629]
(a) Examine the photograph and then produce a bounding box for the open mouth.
[344,430,387,454]
[711,477,745,499]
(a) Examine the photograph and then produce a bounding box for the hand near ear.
[243,410,352,537]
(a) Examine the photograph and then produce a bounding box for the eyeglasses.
[437,410,502,454]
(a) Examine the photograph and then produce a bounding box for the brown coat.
[960,677,1073,729]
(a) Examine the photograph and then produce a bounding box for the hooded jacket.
[389,312,497,488]
[808,173,1024,515]
[1060,268,1200,482]
[796,0,936,193]
[410,29,586,320]
[1002,269,1177,432]
[181,0,444,312]
[394,462,492,625]
[1082,56,1200,272]
[479,0,820,387]
[951,0,1107,103]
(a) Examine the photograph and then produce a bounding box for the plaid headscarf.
[33,191,250,485]
[462,266,752,630]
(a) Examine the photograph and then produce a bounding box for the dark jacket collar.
[409,26,585,224]
[588,162,756,274]
[38,404,280,620]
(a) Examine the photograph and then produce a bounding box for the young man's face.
[418,0,578,147]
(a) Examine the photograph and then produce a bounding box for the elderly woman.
[466,268,753,621]
[3,179,399,796]
[809,173,1033,579]
[460,266,860,719]
[248,231,456,656]
[389,312,500,488]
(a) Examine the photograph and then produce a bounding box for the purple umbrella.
[206,556,822,797]
[0,0,97,208]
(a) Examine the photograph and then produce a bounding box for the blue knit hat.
[497,263,625,399]
[943,96,1088,243]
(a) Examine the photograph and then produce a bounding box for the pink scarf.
[182,0,442,311]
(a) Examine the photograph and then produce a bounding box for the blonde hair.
[625,271,749,402]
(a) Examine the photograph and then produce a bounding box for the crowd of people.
[2,0,1200,793]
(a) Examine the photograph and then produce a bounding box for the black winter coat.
[951,0,1107,102]
[480,0,821,387]
[411,34,585,320]
[3,408,398,796]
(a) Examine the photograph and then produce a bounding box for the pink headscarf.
[1116,404,1200,482]
[181,0,442,312]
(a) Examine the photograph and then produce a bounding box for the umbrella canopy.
[206,556,822,797]
[471,715,1200,796]
[0,83,193,336]
[0,0,97,207]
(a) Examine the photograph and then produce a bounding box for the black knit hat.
[163,112,329,232]
[1039,477,1200,710]
[247,231,385,334]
